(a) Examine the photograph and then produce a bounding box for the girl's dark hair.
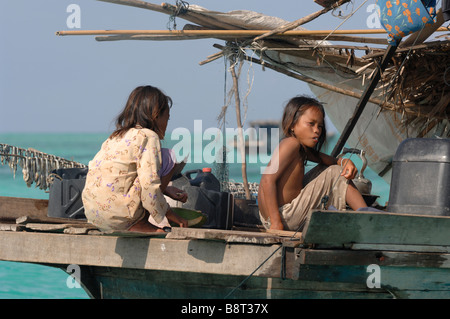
[281,95,327,152]
[110,85,172,139]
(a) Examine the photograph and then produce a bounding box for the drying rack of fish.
[0,143,87,191]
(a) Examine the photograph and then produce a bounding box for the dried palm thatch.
[373,41,450,136]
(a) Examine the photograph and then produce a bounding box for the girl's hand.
[339,158,358,180]
[165,186,188,203]
[166,208,188,228]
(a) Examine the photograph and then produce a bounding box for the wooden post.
[331,44,398,157]
[229,59,251,200]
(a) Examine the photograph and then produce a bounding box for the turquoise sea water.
[0,132,390,299]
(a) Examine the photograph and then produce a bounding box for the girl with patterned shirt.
[82,85,187,232]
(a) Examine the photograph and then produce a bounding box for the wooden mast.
[331,44,398,157]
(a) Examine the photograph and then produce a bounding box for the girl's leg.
[129,211,165,233]
[346,181,367,210]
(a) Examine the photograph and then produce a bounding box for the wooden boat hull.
[0,197,449,299]
[79,265,449,299]
[4,229,447,299]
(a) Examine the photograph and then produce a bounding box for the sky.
[0,0,382,134]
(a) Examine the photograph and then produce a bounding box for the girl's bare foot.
[129,219,165,233]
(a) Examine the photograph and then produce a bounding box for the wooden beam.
[55,29,402,37]
[95,32,389,45]
[166,227,301,244]
[0,224,25,232]
[0,231,284,277]
[23,223,97,233]
[299,249,450,268]
[302,210,450,247]
[0,196,48,222]
[97,0,167,13]
[15,215,88,225]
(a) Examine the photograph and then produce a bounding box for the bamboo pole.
[95,34,209,41]
[57,28,430,37]
[179,23,390,45]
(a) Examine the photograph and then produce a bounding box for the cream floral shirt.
[82,127,168,231]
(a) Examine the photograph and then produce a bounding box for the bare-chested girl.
[258,96,367,231]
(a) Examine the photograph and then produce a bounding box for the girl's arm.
[259,173,283,229]
[164,185,188,203]
[137,133,169,225]
[306,148,358,180]
[259,138,302,230]
[138,132,187,226]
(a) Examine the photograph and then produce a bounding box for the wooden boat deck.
[0,196,449,299]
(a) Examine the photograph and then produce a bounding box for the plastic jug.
[185,167,221,192]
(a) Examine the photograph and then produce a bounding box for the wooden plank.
[350,243,450,253]
[266,229,302,238]
[24,223,97,232]
[63,227,90,235]
[166,227,301,245]
[91,267,391,299]
[231,226,302,238]
[0,231,284,277]
[96,230,167,238]
[0,223,25,232]
[302,210,450,246]
[299,249,450,268]
[0,196,48,222]
[16,215,89,225]
[297,264,450,297]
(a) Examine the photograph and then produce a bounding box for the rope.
[166,0,189,30]
[224,245,282,299]
[332,0,355,19]
[224,214,308,299]
[313,0,368,50]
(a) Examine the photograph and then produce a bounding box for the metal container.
[388,138,450,216]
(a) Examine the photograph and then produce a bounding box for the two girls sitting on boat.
[82,86,367,233]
